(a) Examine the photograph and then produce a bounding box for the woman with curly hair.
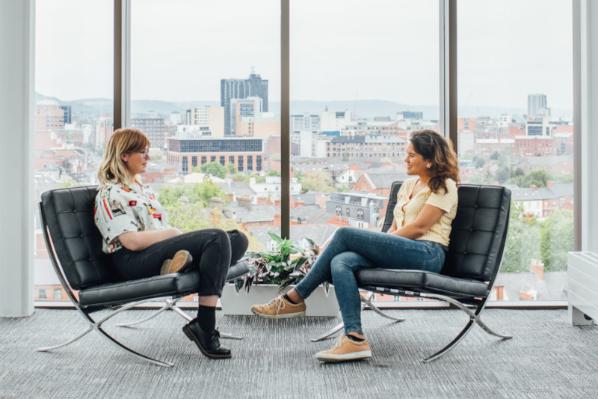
[251,129,460,363]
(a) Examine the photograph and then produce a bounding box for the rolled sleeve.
[426,180,458,213]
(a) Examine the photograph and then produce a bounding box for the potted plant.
[220,232,339,317]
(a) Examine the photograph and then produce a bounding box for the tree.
[158,181,225,208]
[496,165,510,184]
[511,169,551,188]
[300,170,335,193]
[540,209,574,271]
[226,163,235,175]
[200,161,227,179]
[473,156,485,169]
[501,202,541,273]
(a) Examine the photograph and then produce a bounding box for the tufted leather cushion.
[41,186,117,290]
[78,271,200,307]
[357,269,489,298]
[364,181,511,296]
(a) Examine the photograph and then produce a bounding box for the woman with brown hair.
[252,129,460,363]
[94,128,248,359]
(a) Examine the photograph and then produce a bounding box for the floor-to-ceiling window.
[130,0,281,253]
[34,0,113,304]
[289,0,440,304]
[33,0,575,306]
[458,0,574,302]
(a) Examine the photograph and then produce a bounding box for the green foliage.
[232,173,250,182]
[267,170,280,177]
[496,166,510,184]
[540,209,574,271]
[200,161,227,179]
[501,202,574,273]
[242,233,320,292]
[158,181,225,208]
[473,156,485,169]
[501,203,541,273]
[300,170,335,193]
[227,163,236,175]
[510,169,551,188]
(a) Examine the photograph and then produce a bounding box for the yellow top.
[392,177,458,247]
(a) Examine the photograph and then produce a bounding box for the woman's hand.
[118,228,182,252]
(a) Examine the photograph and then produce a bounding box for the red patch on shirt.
[129,200,137,207]
[152,213,162,220]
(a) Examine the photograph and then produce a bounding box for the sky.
[35,0,573,111]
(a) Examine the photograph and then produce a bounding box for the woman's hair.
[409,129,460,193]
[97,128,150,185]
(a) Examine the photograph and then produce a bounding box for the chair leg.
[116,300,174,328]
[310,322,344,342]
[423,319,475,363]
[36,325,93,352]
[94,324,173,368]
[419,292,512,363]
[361,292,405,323]
[37,299,174,367]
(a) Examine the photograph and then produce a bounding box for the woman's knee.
[228,229,248,252]
[331,251,370,275]
[330,252,357,275]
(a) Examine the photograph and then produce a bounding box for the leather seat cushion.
[79,271,200,307]
[356,269,489,298]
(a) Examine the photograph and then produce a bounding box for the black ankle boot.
[182,320,231,359]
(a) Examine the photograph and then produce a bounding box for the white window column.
[0,0,35,317]
[578,0,598,252]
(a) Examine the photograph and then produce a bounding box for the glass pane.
[131,0,280,257]
[458,0,573,302]
[291,0,440,303]
[34,0,114,304]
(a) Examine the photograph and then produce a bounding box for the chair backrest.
[40,186,118,290]
[382,181,511,283]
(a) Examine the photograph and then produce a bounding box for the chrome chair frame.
[311,182,512,363]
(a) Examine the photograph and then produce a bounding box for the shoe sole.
[182,324,231,359]
[250,309,306,319]
[316,350,372,362]
[161,250,193,275]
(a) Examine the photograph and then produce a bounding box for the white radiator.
[568,251,598,326]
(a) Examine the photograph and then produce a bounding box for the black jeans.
[110,229,248,299]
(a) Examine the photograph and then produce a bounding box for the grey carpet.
[0,308,597,399]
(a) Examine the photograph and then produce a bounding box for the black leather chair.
[37,186,249,367]
[312,182,512,362]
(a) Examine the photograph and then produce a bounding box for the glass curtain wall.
[130,0,281,253]
[34,0,114,304]
[458,0,574,302]
[289,0,440,304]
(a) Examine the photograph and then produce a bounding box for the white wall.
[580,0,598,253]
[0,0,34,317]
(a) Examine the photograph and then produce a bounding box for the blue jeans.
[294,227,446,335]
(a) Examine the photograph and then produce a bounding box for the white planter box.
[220,283,339,317]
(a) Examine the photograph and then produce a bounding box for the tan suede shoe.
[160,250,193,275]
[250,295,306,319]
[315,335,372,362]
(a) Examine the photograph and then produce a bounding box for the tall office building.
[528,94,549,119]
[130,117,167,148]
[59,105,72,124]
[221,72,269,135]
